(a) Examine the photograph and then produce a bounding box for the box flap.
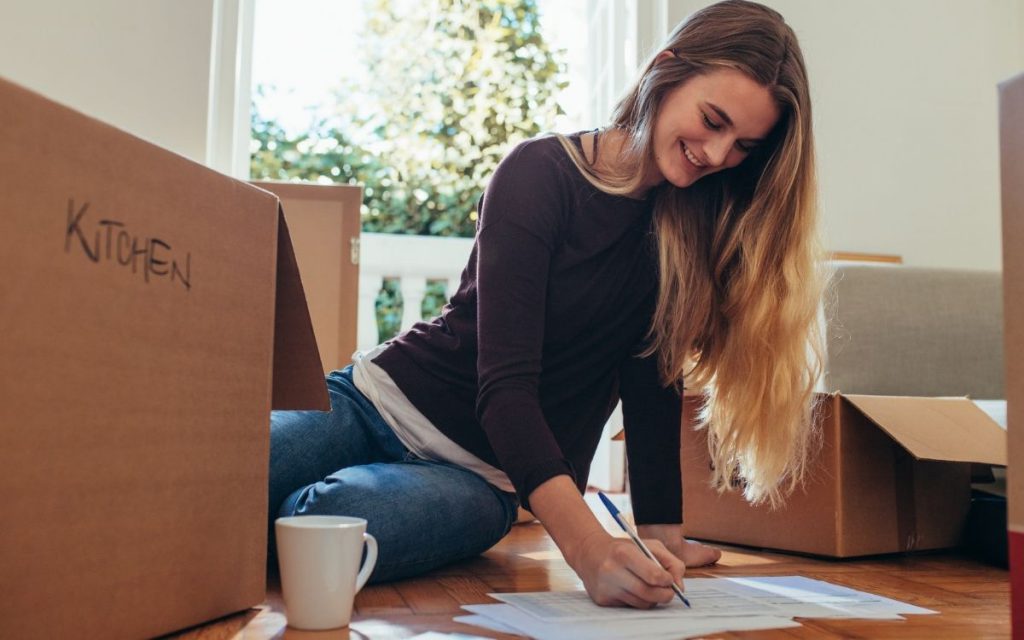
[842,394,1006,465]
[273,207,331,410]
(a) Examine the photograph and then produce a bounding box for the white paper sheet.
[490,586,779,621]
[453,576,935,639]
[410,632,497,640]
[453,613,522,635]
[974,399,1007,429]
[703,576,936,619]
[461,604,799,640]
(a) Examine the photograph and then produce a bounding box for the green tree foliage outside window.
[251,0,568,339]
[376,279,451,344]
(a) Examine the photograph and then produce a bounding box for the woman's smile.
[681,141,706,169]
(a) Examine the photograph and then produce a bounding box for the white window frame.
[585,0,669,125]
[206,0,256,178]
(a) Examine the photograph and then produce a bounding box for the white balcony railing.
[357,232,474,351]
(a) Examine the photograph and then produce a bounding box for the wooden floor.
[167,517,1011,639]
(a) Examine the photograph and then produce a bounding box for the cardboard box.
[999,70,1024,635]
[0,76,329,638]
[250,181,362,372]
[681,393,1006,557]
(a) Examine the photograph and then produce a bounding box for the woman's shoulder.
[479,133,590,235]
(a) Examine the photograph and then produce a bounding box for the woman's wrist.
[527,475,609,570]
[563,527,611,571]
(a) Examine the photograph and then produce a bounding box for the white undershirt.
[351,343,515,493]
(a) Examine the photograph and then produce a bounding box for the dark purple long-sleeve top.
[373,132,683,524]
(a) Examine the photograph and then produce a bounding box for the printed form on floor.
[453,576,936,640]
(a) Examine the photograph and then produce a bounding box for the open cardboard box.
[999,70,1024,634]
[681,392,1006,557]
[249,180,362,373]
[0,76,329,638]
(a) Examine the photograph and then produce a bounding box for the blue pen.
[597,491,691,608]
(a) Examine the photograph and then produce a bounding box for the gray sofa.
[824,264,1004,400]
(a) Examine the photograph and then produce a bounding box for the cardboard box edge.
[272,206,331,411]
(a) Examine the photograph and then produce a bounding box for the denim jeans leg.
[279,459,520,583]
[268,365,407,558]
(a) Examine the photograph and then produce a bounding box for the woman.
[269,0,827,609]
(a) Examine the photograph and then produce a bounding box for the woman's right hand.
[569,529,687,608]
[526,475,686,608]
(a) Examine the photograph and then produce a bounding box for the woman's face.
[649,64,781,189]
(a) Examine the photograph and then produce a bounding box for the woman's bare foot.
[677,538,722,567]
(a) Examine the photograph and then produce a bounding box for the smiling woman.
[648,66,780,188]
[557,0,825,510]
[267,0,828,614]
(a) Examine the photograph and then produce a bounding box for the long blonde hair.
[558,0,828,506]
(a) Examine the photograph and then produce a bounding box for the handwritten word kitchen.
[64,198,191,291]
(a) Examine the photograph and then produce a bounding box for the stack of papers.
[974,399,1007,429]
[454,576,936,639]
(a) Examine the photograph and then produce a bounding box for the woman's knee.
[277,464,395,522]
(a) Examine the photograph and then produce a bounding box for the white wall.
[665,0,1024,270]
[0,1,217,164]
[4,0,1022,270]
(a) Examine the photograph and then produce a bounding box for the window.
[249,0,588,239]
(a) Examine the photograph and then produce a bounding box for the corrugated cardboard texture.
[999,70,1024,634]
[0,76,325,638]
[833,396,907,556]
[843,395,1006,465]
[1001,72,1024,532]
[272,209,335,409]
[681,394,842,556]
[681,393,982,557]
[253,181,361,373]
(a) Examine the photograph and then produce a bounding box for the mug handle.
[354,533,378,593]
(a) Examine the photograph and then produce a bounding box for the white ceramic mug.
[275,515,379,630]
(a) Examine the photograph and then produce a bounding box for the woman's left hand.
[636,523,723,568]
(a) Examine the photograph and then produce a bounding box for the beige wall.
[0,1,216,164]
[668,0,1024,270]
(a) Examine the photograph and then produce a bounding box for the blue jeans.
[268,366,519,583]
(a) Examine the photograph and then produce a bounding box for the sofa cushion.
[824,264,1004,399]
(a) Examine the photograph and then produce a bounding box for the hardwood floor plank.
[393,577,463,614]
[815,571,964,607]
[436,575,499,604]
[164,516,1010,639]
[715,627,840,639]
[354,583,411,615]
[479,568,582,593]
